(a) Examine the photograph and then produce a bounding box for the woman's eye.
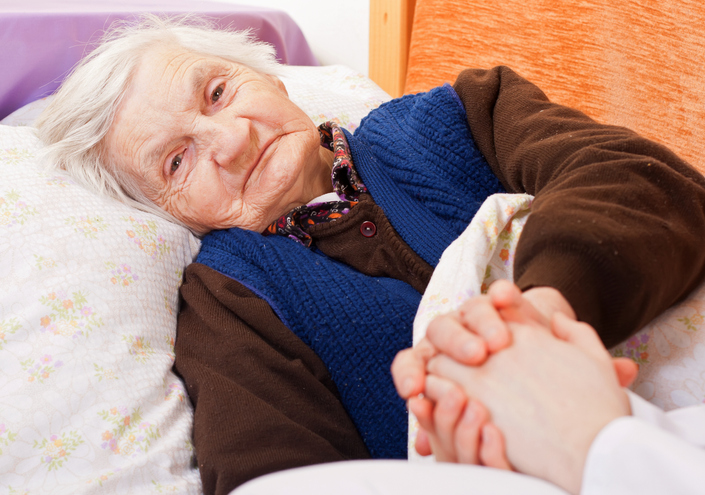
[211,84,224,103]
[170,153,183,174]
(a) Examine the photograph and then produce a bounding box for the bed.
[2,1,705,494]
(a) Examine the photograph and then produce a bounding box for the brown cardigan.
[174,67,705,495]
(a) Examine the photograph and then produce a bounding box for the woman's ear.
[265,74,288,96]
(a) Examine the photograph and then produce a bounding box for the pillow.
[410,193,705,457]
[0,65,390,494]
[280,65,391,131]
[0,124,202,493]
[0,97,51,127]
[610,285,705,411]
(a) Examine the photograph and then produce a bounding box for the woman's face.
[105,44,333,234]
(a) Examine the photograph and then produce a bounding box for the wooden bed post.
[369,0,416,97]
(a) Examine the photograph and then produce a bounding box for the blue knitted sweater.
[196,84,505,459]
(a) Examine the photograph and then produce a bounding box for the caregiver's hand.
[391,280,575,400]
[427,312,634,495]
[429,280,577,360]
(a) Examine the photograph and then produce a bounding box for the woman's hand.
[409,374,512,469]
[391,280,574,400]
[427,312,634,494]
[391,280,573,468]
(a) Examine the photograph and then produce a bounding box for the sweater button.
[360,221,377,237]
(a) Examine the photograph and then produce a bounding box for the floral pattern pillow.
[0,125,201,494]
[0,65,391,494]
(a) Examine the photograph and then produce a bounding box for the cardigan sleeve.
[453,66,705,346]
[173,262,370,495]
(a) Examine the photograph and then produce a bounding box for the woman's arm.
[174,263,369,495]
[454,66,705,346]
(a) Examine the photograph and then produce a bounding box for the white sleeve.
[581,390,705,495]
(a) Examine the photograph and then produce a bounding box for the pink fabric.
[0,0,318,120]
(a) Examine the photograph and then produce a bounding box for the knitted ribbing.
[196,85,504,459]
[347,83,504,267]
[197,228,418,459]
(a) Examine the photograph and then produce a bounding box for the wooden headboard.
[369,0,416,99]
[369,0,705,173]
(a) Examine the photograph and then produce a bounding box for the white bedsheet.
[233,460,569,495]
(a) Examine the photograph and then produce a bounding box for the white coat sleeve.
[580,390,705,495]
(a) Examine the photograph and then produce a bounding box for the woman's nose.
[204,116,252,172]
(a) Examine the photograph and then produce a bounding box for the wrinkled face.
[105,44,333,234]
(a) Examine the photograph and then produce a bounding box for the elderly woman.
[36,15,705,495]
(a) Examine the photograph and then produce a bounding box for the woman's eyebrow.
[190,65,210,96]
[141,139,173,187]
[146,141,172,172]
[189,61,229,97]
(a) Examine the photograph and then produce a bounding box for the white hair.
[35,14,282,228]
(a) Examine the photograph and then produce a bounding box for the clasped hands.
[391,280,638,495]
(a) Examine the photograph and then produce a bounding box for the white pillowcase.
[0,65,391,494]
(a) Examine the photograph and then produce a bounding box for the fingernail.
[486,325,499,338]
[462,341,477,360]
[481,424,493,443]
[462,401,477,424]
[441,395,457,411]
[402,378,415,397]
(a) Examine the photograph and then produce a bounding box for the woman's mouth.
[243,136,277,190]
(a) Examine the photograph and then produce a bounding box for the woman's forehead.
[117,47,234,130]
[132,45,231,97]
